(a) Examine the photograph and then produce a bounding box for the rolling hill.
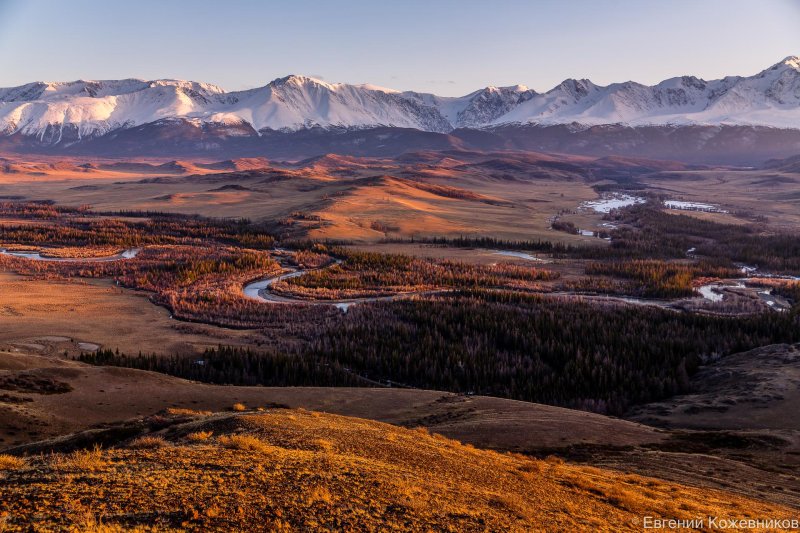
[1,408,795,531]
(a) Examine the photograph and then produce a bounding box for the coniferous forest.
[81,290,800,415]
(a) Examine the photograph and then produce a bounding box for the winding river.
[4,244,787,313]
[243,263,793,314]
[242,261,677,312]
[0,248,140,262]
[242,257,463,312]
[243,266,409,311]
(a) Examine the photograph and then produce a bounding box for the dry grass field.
[0,152,610,243]
[3,152,800,244]
[639,169,800,230]
[0,272,254,357]
[306,172,599,243]
[1,409,795,532]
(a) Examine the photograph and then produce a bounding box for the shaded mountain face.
[0,57,798,164]
[2,122,798,166]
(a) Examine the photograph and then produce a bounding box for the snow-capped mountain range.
[1,56,798,142]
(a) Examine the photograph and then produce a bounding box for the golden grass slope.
[0,152,604,244]
[0,409,793,532]
[0,271,254,357]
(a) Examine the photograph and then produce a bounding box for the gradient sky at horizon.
[1,0,799,95]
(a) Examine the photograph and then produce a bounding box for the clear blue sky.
[1,0,798,95]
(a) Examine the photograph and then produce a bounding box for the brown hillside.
[0,409,794,532]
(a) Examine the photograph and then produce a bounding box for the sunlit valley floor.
[1,150,799,530]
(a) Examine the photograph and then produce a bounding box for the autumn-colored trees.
[276,248,560,299]
[583,260,740,298]
[0,201,275,250]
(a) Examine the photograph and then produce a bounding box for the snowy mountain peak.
[147,79,226,95]
[271,74,332,89]
[355,83,401,94]
[1,56,798,141]
[757,57,800,76]
[779,56,800,70]
[484,84,530,93]
[553,79,599,98]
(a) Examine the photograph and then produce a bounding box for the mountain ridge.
[2,56,799,142]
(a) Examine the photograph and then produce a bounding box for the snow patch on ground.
[580,194,645,213]
[697,282,746,302]
[493,250,543,261]
[665,200,728,213]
